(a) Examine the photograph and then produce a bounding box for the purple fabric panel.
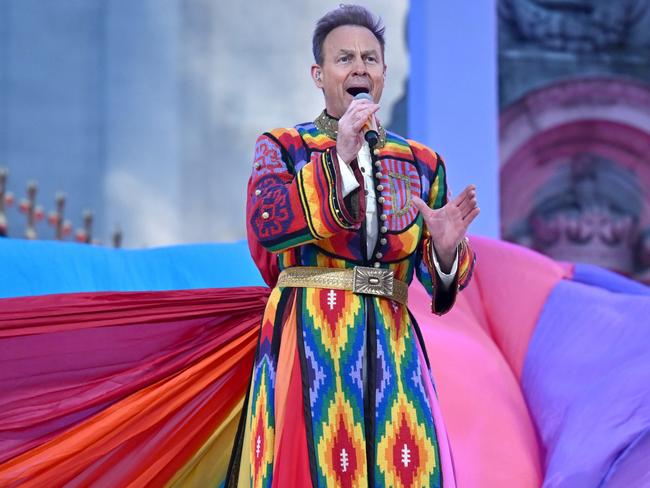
[522,279,650,488]
[572,263,650,296]
[601,428,650,487]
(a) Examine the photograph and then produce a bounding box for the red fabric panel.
[271,326,313,487]
[0,287,269,486]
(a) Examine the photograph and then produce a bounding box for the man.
[228,5,478,487]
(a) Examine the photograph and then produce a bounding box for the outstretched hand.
[412,185,479,271]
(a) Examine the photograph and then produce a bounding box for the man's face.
[312,25,386,119]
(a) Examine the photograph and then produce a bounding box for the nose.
[351,56,367,75]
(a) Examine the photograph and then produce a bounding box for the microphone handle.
[364,129,379,148]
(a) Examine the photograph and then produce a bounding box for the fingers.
[458,193,478,219]
[411,195,431,216]
[451,185,478,217]
[443,185,478,233]
[450,185,475,206]
[342,99,380,132]
[352,110,380,133]
[463,206,480,226]
[337,100,380,161]
[343,99,378,118]
[346,97,376,111]
[350,106,379,132]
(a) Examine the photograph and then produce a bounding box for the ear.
[311,64,323,88]
[383,64,387,78]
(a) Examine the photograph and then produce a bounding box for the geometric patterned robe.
[226,117,475,487]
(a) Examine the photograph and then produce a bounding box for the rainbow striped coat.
[230,121,475,487]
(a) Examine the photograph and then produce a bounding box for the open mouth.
[346,87,370,97]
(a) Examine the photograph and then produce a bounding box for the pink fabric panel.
[464,235,567,377]
[414,334,456,488]
[406,235,568,488]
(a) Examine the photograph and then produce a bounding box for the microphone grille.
[354,92,373,102]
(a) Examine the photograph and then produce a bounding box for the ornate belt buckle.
[352,266,394,298]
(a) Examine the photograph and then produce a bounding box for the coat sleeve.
[246,130,365,254]
[410,143,476,315]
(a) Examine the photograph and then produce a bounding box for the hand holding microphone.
[353,92,380,148]
[336,95,380,164]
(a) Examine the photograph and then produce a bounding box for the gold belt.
[277,266,408,305]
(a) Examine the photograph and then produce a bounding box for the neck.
[324,108,341,120]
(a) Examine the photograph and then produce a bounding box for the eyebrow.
[336,49,380,57]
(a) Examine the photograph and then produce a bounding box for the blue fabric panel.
[0,239,264,298]
[572,263,650,296]
[522,278,650,487]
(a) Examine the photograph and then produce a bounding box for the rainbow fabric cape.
[0,236,648,487]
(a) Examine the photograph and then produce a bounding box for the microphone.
[353,92,379,148]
